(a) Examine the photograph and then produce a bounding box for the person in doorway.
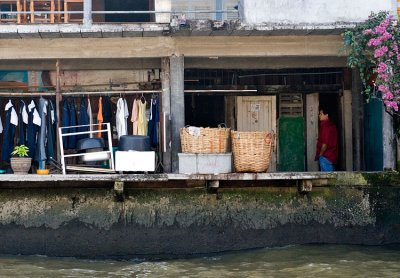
[315,107,338,171]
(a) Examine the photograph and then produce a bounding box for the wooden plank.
[306,92,319,171]
[343,90,353,171]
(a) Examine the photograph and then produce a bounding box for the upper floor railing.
[0,0,397,26]
[0,0,240,25]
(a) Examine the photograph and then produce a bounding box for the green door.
[278,116,305,171]
[364,99,383,170]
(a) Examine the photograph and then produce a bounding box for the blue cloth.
[2,104,16,162]
[68,97,77,149]
[35,97,47,163]
[61,97,70,148]
[46,100,57,161]
[319,156,335,172]
[18,100,27,146]
[27,100,38,159]
[101,96,112,141]
[77,97,89,141]
[147,97,159,147]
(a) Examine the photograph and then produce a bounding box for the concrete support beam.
[161,57,172,173]
[0,35,344,60]
[383,107,396,170]
[83,0,93,27]
[352,69,364,170]
[170,55,185,173]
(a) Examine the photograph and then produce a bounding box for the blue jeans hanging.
[47,100,57,161]
[77,97,89,141]
[27,104,38,159]
[2,107,16,162]
[61,97,70,148]
[68,97,77,149]
[18,100,27,146]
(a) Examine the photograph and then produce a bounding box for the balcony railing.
[0,1,239,25]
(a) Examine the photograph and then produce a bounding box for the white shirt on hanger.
[21,101,28,125]
[28,100,41,126]
[116,98,129,139]
[5,100,18,126]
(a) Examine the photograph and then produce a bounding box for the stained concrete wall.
[0,184,399,259]
[241,0,393,24]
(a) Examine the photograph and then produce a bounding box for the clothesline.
[0,90,162,97]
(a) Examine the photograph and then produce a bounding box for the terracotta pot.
[10,157,32,174]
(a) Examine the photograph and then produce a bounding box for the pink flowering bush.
[343,11,400,112]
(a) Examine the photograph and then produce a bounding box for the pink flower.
[377,62,388,73]
[374,46,388,58]
[363,29,373,35]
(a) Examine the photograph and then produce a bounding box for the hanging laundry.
[96,96,103,138]
[27,100,40,159]
[46,100,57,161]
[68,97,77,149]
[61,97,70,148]
[103,96,112,140]
[2,100,18,162]
[102,96,112,124]
[0,115,3,134]
[77,97,89,141]
[131,98,139,135]
[18,100,28,146]
[147,96,160,147]
[116,97,129,139]
[35,97,48,167]
[87,96,93,138]
[137,97,148,136]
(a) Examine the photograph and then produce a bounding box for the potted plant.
[10,145,31,174]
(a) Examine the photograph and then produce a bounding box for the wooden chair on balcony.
[64,0,83,23]
[30,0,55,23]
[0,0,24,23]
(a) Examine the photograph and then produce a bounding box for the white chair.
[58,123,115,175]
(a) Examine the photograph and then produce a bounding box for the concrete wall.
[155,0,171,23]
[242,0,393,24]
[0,183,399,258]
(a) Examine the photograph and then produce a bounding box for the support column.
[56,60,61,161]
[161,57,172,172]
[352,68,364,170]
[170,55,185,173]
[383,107,396,170]
[83,0,92,26]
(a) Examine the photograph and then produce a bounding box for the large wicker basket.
[231,131,275,172]
[180,126,230,153]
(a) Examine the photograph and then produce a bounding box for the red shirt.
[316,119,338,164]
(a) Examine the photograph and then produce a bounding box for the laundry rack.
[0,89,162,173]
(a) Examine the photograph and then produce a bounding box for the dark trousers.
[2,108,16,162]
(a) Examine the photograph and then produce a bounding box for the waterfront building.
[0,0,397,173]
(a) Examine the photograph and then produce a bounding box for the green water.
[1,244,400,277]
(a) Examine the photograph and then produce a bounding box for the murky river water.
[1,244,400,277]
